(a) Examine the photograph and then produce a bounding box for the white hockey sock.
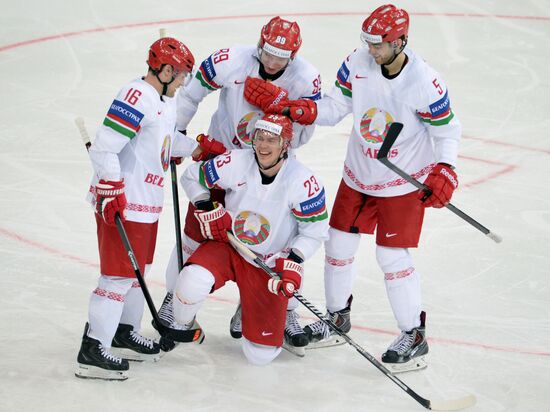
[242,337,281,366]
[165,233,199,292]
[88,275,134,348]
[173,264,214,326]
[324,228,361,312]
[376,246,421,332]
[119,264,150,331]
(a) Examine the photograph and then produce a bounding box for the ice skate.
[382,311,428,374]
[75,323,129,381]
[111,323,161,362]
[152,292,205,350]
[282,310,309,357]
[229,303,242,339]
[304,296,352,349]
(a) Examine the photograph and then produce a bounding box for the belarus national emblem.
[359,108,394,144]
[233,211,271,245]
[160,134,171,172]
[236,112,261,146]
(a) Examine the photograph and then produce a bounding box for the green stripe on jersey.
[103,118,135,139]
[335,80,352,98]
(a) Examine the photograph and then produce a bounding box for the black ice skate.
[229,303,242,339]
[111,323,161,362]
[304,296,352,349]
[282,310,309,357]
[151,292,206,351]
[382,311,429,374]
[75,323,129,381]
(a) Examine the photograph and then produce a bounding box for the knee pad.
[173,265,214,326]
[242,337,282,366]
[325,227,361,259]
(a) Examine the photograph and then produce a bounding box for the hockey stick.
[377,122,502,243]
[74,117,202,343]
[228,232,476,411]
[170,160,184,271]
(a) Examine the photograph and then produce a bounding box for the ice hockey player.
[159,16,322,353]
[171,113,329,362]
[244,4,461,372]
[76,37,198,380]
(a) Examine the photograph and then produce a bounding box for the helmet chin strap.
[155,64,175,96]
[382,37,407,67]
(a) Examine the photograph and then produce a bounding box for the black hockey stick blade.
[377,122,404,160]
[227,233,476,411]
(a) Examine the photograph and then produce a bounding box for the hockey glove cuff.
[95,179,127,226]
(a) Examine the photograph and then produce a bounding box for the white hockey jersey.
[87,78,192,223]
[316,47,462,197]
[181,150,329,263]
[177,45,321,150]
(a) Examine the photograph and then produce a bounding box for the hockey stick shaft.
[227,233,475,410]
[74,117,201,343]
[378,123,502,243]
[170,161,185,271]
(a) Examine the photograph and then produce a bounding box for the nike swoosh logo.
[157,111,162,115]
[355,74,368,79]
[237,182,246,187]
[385,233,398,238]
[261,331,273,336]
[234,80,244,85]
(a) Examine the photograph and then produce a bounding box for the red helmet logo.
[361,4,409,44]
[147,37,195,74]
[259,17,302,59]
[254,114,294,148]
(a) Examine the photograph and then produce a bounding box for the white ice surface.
[1,1,549,411]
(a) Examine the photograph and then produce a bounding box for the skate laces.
[129,331,155,349]
[158,292,175,324]
[285,310,305,337]
[308,315,332,340]
[99,344,123,364]
[230,305,242,332]
[388,331,416,355]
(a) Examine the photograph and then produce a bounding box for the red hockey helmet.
[360,4,409,44]
[147,37,195,75]
[253,114,294,149]
[259,16,302,59]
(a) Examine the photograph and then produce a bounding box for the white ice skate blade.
[282,342,306,357]
[305,335,347,349]
[110,347,161,362]
[385,356,427,374]
[75,364,128,381]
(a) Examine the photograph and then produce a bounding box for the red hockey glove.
[244,77,289,112]
[95,179,126,226]
[192,134,227,162]
[277,99,318,125]
[193,202,232,242]
[420,163,458,208]
[268,258,303,298]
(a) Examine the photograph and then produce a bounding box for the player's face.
[253,130,284,168]
[260,50,290,74]
[165,69,191,97]
[366,41,394,65]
